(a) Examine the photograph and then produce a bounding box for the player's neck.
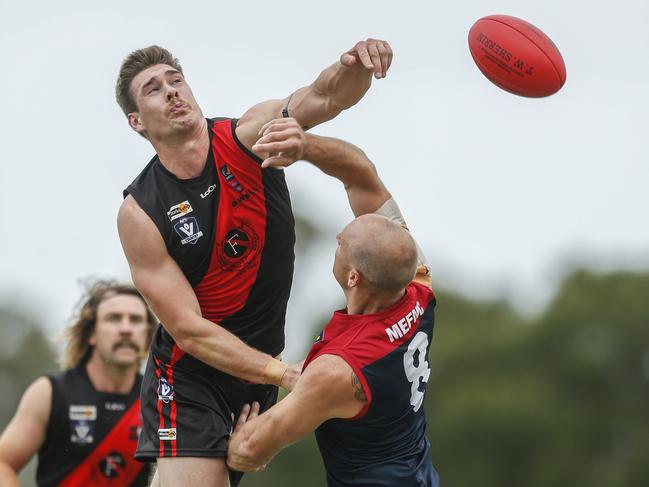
[85,357,138,394]
[345,287,406,315]
[153,117,210,179]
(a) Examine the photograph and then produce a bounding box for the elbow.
[160,314,198,356]
[227,437,265,472]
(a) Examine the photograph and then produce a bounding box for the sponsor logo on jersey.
[158,428,177,441]
[167,200,193,221]
[104,402,126,411]
[157,377,174,403]
[200,184,217,199]
[385,301,426,343]
[99,452,126,478]
[174,216,204,245]
[220,164,242,191]
[69,404,97,421]
[220,163,260,209]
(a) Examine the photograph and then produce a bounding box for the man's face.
[128,64,202,140]
[333,226,352,289]
[89,294,149,368]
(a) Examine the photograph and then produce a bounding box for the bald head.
[339,214,418,293]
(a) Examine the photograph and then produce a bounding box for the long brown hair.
[59,280,156,369]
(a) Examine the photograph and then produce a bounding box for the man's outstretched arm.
[251,117,392,216]
[236,38,393,149]
[227,354,365,472]
[253,118,431,286]
[117,196,301,390]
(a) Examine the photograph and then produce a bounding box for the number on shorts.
[403,331,431,412]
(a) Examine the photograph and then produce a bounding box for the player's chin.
[111,350,139,366]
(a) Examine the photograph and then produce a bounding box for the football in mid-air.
[468,15,566,97]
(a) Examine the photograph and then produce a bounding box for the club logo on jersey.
[218,223,261,271]
[69,405,97,421]
[223,229,250,258]
[158,428,177,441]
[70,420,95,444]
[157,377,174,403]
[99,452,126,478]
[167,200,194,221]
[174,217,204,245]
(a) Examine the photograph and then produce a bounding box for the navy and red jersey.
[124,117,295,356]
[36,366,148,487]
[303,281,439,487]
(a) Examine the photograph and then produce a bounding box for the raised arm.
[252,118,391,216]
[236,38,393,150]
[252,118,431,288]
[117,196,300,390]
[227,354,363,472]
[0,377,52,486]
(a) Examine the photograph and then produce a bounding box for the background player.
[115,39,392,486]
[0,280,156,486]
[227,119,439,486]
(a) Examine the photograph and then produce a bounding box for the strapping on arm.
[374,197,430,279]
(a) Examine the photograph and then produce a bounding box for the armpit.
[351,371,368,403]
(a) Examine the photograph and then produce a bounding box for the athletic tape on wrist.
[263,358,288,386]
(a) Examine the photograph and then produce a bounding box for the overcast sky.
[1,0,647,360]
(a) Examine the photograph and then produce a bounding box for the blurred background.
[1,0,647,485]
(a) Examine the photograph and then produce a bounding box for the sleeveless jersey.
[303,282,439,487]
[36,366,148,487]
[124,118,295,356]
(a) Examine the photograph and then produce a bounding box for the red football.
[468,15,566,97]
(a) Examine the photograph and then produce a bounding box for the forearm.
[230,412,283,470]
[0,462,19,487]
[168,311,288,386]
[291,62,372,128]
[313,61,372,112]
[302,134,390,215]
[303,134,374,184]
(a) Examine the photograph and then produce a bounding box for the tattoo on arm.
[351,372,367,403]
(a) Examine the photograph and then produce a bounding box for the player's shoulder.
[118,194,154,230]
[18,376,53,415]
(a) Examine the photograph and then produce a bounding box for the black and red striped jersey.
[124,118,295,356]
[303,281,439,487]
[37,366,148,487]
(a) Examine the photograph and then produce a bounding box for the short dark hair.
[115,45,183,116]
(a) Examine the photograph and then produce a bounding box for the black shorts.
[136,326,279,485]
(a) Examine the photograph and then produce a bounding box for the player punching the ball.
[228,118,439,487]
[115,39,393,487]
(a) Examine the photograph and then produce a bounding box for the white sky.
[1,0,648,360]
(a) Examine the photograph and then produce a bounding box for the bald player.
[227,119,439,486]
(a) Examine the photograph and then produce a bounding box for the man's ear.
[347,268,362,288]
[128,112,144,133]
